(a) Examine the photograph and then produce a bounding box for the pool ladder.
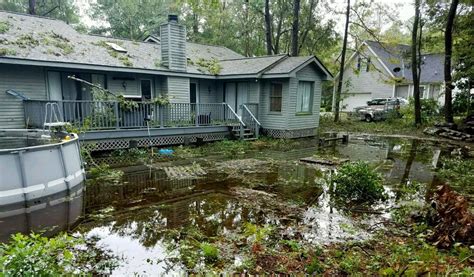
[43,102,68,133]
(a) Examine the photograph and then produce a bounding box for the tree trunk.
[291,0,300,56]
[334,0,350,122]
[264,0,273,55]
[28,0,36,15]
[412,0,422,126]
[444,0,459,124]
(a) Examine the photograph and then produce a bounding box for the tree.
[29,0,36,15]
[291,0,300,56]
[90,0,172,40]
[411,0,422,126]
[0,0,79,23]
[264,0,273,55]
[334,0,350,122]
[444,0,459,124]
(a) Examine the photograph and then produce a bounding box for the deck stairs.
[231,125,257,141]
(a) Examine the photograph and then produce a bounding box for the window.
[296,81,313,113]
[140,79,152,100]
[420,85,428,99]
[366,57,371,72]
[270,83,282,112]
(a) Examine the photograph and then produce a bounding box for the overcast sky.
[74,0,415,34]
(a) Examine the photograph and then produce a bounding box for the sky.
[74,0,416,34]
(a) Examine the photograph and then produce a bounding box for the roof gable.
[365,40,444,83]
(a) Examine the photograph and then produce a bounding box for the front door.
[225,82,248,116]
[190,83,197,104]
[47,71,62,101]
[236,82,248,116]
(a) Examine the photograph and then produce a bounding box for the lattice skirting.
[262,128,317,139]
[82,132,230,152]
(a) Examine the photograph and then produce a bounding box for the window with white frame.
[420,85,429,99]
[296,81,313,113]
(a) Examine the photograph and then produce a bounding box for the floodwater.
[0,135,471,275]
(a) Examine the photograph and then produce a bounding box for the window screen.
[270,83,282,112]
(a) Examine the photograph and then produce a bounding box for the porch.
[23,100,260,148]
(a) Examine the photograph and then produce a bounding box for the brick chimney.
[160,15,187,72]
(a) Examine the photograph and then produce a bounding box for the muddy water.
[0,135,469,275]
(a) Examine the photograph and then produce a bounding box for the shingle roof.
[264,56,313,74]
[0,11,331,78]
[145,35,243,61]
[218,55,287,75]
[365,40,444,83]
[0,11,241,74]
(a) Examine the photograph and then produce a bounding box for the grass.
[319,113,430,137]
[0,21,10,34]
[0,48,16,56]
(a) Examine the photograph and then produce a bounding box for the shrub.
[452,89,474,115]
[437,158,474,189]
[400,97,439,125]
[0,233,118,275]
[331,161,387,204]
[199,242,219,263]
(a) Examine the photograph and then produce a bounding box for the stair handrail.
[242,104,261,126]
[225,104,246,127]
[242,104,261,139]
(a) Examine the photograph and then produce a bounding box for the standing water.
[0,135,471,275]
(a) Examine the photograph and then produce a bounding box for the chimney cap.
[168,14,178,22]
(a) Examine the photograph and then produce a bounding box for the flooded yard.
[1,134,473,275]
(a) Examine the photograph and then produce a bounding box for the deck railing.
[23,100,243,130]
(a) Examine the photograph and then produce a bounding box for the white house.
[333,40,445,112]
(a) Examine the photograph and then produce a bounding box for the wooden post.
[159,105,164,128]
[195,103,200,127]
[114,102,120,129]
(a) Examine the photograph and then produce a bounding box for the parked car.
[355,98,406,122]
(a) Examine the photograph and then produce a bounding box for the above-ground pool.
[0,129,85,224]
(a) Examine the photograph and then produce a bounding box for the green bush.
[437,158,474,188]
[199,242,219,263]
[0,233,118,276]
[331,161,387,204]
[400,97,439,125]
[453,89,474,115]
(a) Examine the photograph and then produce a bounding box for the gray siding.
[247,81,259,103]
[166,76,190,103]
[287,64,321,129]
[258,79,289,129]
[197,79,218,103]
[338,46,394,111]
[107,73,139,97]
[105,73,163,98]
[0,64,47,128]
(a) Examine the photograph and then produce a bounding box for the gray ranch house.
[333,40,444,112]
[0,11,332,150]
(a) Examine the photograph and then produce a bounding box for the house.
[333,40,444,112]
[0,11,332,150]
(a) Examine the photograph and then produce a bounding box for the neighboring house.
[0,11,332,150]
[333,40,444,112]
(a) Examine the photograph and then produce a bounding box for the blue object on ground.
[158,149,174,155]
